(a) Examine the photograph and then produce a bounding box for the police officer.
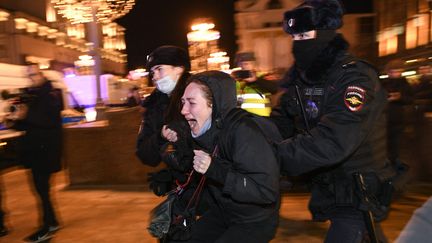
[232,52,278,116]
[272,0,395,242]
[135,46,194,196]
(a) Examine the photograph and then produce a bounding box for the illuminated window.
[378,32,398,56]
[379,39,386,57]
[406,13,431,49]
[418,14,430,45]
[406,19,417,49]
[431,12,432,43]
[417,13,429,46]
[386,36,398,54]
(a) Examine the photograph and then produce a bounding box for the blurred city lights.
[0,10,10,21]
[191,23,215,31]
[51,0,135,24]
[401,70,417,77]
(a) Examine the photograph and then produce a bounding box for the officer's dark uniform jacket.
[136,75,194,173]
[192,71,280,224]
[272,34,396,220]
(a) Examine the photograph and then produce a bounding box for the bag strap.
[184,145,219,211]
[185,174,206,210]
[175,170,195,194]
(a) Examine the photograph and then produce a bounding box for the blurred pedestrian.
[273,0,396,242]
[0,178,7,237]
[135,46,194,196]
[381,67,413,182]
[178,71,280,242]
[6,63,63,242]
[232,52,279,116]
[125,86,142,107]
[413,65,432,109]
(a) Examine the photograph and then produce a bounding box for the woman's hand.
[193,150,211,174]
[161,125,178,142]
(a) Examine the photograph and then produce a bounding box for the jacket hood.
[190,71,237,127]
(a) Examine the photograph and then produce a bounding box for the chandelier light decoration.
[51,0,135,24]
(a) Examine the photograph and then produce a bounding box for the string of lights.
[51,0,135,24]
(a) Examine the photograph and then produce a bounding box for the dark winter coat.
[136,90,170,166]
[135,74,193,172]
[192,71,280,224]
[14,80,63,173]
[272,34,396,219]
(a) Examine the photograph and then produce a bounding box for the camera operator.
[232,52,279,117]
[5,63,62,242]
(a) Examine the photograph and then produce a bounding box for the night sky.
[117,0,372,71]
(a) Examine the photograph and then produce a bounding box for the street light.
[51,0,135,119]
[187,18,221,72]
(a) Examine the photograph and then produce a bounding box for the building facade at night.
[187,18,230,72]
[234,0,377,72]
[375,0,432,72]
[0,0,127,75]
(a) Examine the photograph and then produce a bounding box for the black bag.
[147,191,177,239]
[147,171,206,241]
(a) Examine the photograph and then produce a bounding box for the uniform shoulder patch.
[344,86,365,111]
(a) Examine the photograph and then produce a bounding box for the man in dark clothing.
[7,63,62,242]
[414,65,432,101]
[380,68,413,193]
[413,65,432,115]
[381,68,413,165]
[272,1,395,242]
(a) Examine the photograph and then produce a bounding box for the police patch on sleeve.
[344,86,365,111]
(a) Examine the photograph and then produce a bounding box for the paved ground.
[0,169,431,243]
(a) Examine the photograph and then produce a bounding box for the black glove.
[161,150,182,171]
[148,169,174,196]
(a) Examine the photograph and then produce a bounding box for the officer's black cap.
[235,52,256,66]
[146,45,191,71]
[283,0,344,35]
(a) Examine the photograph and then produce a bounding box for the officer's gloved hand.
[171,170,188,184]
[161,150,182,171]
[148,169,174,196]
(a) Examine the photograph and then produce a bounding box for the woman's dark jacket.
[271,35,396,220]
[192,71,280,224]
[14,80,63,173]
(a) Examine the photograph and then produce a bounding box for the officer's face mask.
[155,75,177,95]
[292,30,337,70]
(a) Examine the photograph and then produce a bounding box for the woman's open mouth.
[187,119,197,129]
